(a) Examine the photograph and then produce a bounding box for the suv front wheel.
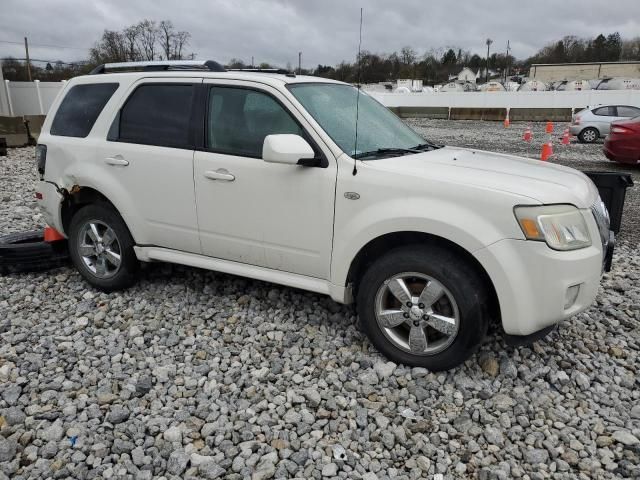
[68,203,139,292]
[356,245,489,371]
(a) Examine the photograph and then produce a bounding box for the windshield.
[288,83,427,158]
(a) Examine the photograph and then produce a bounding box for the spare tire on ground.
[0,230,69,274]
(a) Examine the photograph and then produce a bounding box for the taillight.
[611,126,631,135]
[35,144,47,179]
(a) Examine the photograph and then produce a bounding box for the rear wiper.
[353,147,419,159]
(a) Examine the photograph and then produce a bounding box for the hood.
[368,146,599,208]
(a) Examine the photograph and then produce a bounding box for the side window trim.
[109,82,198,150]
[199,84,328,167]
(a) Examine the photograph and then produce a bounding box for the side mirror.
[262,134,315,165]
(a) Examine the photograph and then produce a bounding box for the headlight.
[514,205,592,251]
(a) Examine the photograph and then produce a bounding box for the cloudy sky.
[2,0,640,68]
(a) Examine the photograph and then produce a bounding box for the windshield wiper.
[411,142,442,151]
[353,147,420,159]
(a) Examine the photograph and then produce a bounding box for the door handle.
[204,169,235,181]
[105,155,129,166]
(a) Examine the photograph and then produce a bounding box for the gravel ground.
[1,138,640,480]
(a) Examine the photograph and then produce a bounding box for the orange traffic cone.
[43,226,65,242]
[523,126,532,142]
[561,128,570,145]
[545,121,554,134]
[540,140,553,161]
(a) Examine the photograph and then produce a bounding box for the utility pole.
[505,40,511,83]
[24,37,32,81]
[298,51,302,74]
[485,38,493,84]
[251,56,254,68]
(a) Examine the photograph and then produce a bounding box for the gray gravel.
[1,139,640,479]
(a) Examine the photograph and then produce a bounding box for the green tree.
[441,49,457,65]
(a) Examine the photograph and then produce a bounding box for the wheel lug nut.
[423,315,429,320]
[413,321,420,327]
[406,302,412,307]
[419,303,425,308]
[403,313,409,318]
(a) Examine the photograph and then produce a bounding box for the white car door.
[193,80,337,279]
[99,78,202,253]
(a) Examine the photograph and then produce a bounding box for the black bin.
[583,171,634,233]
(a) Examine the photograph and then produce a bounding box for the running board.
[134,246,345,300]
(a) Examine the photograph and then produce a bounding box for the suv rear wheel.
[68,203,138,291]
[356,245,489,371]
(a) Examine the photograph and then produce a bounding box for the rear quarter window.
[592,106,616,117]
[50,83,118,137]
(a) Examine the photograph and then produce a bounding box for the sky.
[1,0,640,68]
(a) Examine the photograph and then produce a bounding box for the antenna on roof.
[352,7,363,176]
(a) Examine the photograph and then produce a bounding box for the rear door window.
[616,106,640,118]
[116,84,195,149]
[50,83,118,137]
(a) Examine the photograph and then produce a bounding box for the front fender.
[331,162,533,287]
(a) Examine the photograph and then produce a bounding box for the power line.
[1,57,88,66]
[0,39,88,51]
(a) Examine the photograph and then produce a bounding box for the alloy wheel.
[374,272,460,355]
[77,220,122,278]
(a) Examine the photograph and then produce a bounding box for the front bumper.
[475,238,603,336]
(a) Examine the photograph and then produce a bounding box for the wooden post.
[24,37,32,81]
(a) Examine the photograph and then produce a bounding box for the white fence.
[2,80,66,116]
[2,80,640,117]
[368,89,640,110]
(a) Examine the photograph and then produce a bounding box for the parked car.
[570,105,640,143]
[35,60,613,371]
[604,116,640,164]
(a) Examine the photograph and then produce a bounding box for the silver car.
[570,104,640,143]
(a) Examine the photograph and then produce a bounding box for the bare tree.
[227,58,246,69]
[621,37,640,60]
[89,30,127,64]
[172,31,191,60]
[400,46,417,65]
[136,20,158,61]
[159,20,174,60]
[123,25,141,61]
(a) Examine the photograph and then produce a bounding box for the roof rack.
[227,68,296,77]
[89,60,226,75]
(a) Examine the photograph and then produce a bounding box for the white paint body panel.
[36,69,605,337]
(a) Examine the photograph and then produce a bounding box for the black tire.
[578,127,599,144]
[356,245,489,371]
[68,203,138,292]
[0,230,69,274]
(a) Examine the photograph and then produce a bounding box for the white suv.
[36,60,613,371]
